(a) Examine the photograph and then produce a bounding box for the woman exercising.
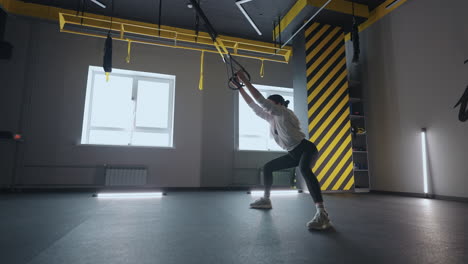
[234,71,331,230]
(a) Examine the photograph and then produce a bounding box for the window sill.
[75,143,175,149]
[236,149,287,154]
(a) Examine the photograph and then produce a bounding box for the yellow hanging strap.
[105,72,110,82]
[126,39,132,63]
[213,41,225,61]
[260,59,265,78]
[199,51,205,91]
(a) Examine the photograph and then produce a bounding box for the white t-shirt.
[248,97,306,151]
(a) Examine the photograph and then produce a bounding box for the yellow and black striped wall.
[305,22,354,191]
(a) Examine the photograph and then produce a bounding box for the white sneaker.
[307,210,332,230]
[250,197,272,209]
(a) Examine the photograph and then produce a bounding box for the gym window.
[80,66,175,147]
[238,84,294,151]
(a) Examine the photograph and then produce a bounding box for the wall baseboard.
[370,190,468,203]
[370,190,426,198]
[0,185,255,193]
[0,185,356,194]
[0,185,351,194]
[432,194,468,203]
[4,186,466,203]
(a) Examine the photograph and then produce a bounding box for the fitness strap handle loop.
[227,54,251,90]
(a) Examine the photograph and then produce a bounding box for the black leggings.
[263,139,323,203]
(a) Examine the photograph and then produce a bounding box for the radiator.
[105,166,147,186]
[260,168,294,186]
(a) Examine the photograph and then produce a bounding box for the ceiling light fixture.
[235,0,262,36]
[91,0,106,9]
[385,0,402,9]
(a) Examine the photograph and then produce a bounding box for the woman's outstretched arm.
[232,80,271,121]
[237,71,264,101]
[236,71,283,115]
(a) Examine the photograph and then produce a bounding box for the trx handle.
[227,55,251,90]
[228,76,243,90]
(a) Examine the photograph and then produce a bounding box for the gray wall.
[360,0,468,197]
[0,14,30,185]
[291,32,309,190]
[0,15,295,187]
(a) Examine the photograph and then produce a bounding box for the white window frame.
[236,84,294,152]
[80,66,176,148]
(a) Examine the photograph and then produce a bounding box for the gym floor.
[1,192,467,264]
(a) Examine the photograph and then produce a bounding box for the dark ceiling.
[23,0,387,42]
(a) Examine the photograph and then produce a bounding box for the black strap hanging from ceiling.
[103,0,114,79]
[351,1,360,64]
[273,20,277,54]
[188,0,250,90]
[75,0,82,16]
[195,0,200,42]
[77,0,85,25]
[103,34,112,76]
[454,86,468,122]
[108,0,114,34]
[278,16,281,47]
[188,0,218,42]
[158,0,163,36]
[272,17,282,54]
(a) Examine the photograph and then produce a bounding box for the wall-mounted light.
[94,192,164,198]
[421,128,429,194]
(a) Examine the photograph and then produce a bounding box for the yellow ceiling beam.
[59,28,288,64]
[345,0,409,41]
[308,0,369,17]
[0,0,292,63]
[274,0,369,39]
